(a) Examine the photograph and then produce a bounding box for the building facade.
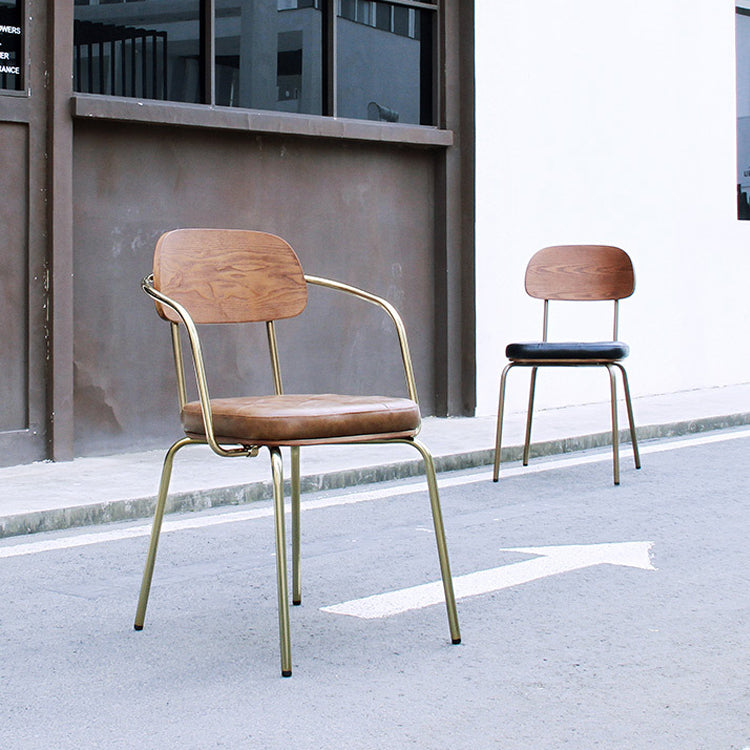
[7,0,743,469]
[0,0,475,464]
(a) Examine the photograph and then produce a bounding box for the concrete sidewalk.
[1,383,749,538]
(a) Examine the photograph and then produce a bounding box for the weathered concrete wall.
[72,121,437,455]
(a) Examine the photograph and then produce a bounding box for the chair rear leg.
[269,447,293,677]
[522,366,538,466]
[606,365,621,485]
[135,437,193,630]
[492,363,514,481]
[615,363,641,470]
[410,439,461,644]
[290,446,302,606]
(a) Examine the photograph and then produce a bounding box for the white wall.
[475,0,750,417]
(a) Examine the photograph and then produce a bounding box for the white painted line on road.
[1,428,748,560]
[321,541,656,619]
[486,427,750,479]
[0,485,432,560]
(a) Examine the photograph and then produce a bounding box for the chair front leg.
[605,364,620,485]
[615,363,641,470]
[409,439,461,645]
[269,446,292,677]
[290,445,302,605]
[522,366,538,467]
[135,436,194,630]
[493,363,515,481]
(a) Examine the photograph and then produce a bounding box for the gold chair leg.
[269,446,292,677]
[290,445,302,606]
[134,436,193,631]
[410,439,461,644]
[606,365,620,485]
[492,363,515,481]
[522,366,538,467]
[615,363,641,470]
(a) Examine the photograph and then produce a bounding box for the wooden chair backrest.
[525,245,635,301]
[153,228,308,324]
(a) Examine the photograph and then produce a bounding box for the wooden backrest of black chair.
[525,245,635,302]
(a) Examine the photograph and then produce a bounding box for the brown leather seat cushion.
[181,393,421,445]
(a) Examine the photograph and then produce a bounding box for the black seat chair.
[492,244,641,485]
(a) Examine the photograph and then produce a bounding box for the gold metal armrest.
[304,274,419,405]
[141,274,251,458]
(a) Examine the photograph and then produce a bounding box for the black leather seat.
[506,342,630,360]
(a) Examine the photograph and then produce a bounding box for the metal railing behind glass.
[74,20,169,100]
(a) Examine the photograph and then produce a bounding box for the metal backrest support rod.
[170,321,188,411]
[613,299,620,341]
[266,321,284,396]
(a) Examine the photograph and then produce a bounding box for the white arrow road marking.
[321,541,655,619]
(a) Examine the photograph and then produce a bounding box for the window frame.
[71,0,448,145]
[0,0,26,94]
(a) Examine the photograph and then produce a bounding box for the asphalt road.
[1,428,749,749]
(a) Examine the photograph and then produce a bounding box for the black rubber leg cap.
[282,670,292,678]
[134,624,144,631]
[452,637,461,645]
[293,599,301,606]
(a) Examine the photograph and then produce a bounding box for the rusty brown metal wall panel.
[72,122,437,455]
[0,0,50,466]
[0,122,29,431]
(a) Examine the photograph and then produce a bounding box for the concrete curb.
[1,411,748,539]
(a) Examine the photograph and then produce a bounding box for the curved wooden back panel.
[525,245,635,301]
[153,229,308,323]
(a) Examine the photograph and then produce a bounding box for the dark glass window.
[0,0,24,92]
[737,5,750,218]
[215,1,323,115]
[375,3,390,31]
[340,0,355,21]
[73,0,436,126]
[393,5,409,36]
[337,1,432,125]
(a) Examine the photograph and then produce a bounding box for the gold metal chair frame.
[135,266,461,677]
[492,246,642,486]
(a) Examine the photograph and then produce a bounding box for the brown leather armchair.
[134,228,461,676]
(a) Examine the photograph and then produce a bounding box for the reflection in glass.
[73,0,202,103]
[337,1,432,125]
[215,1,323,115]
[70,0,435,124]
[0,0,23,92]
